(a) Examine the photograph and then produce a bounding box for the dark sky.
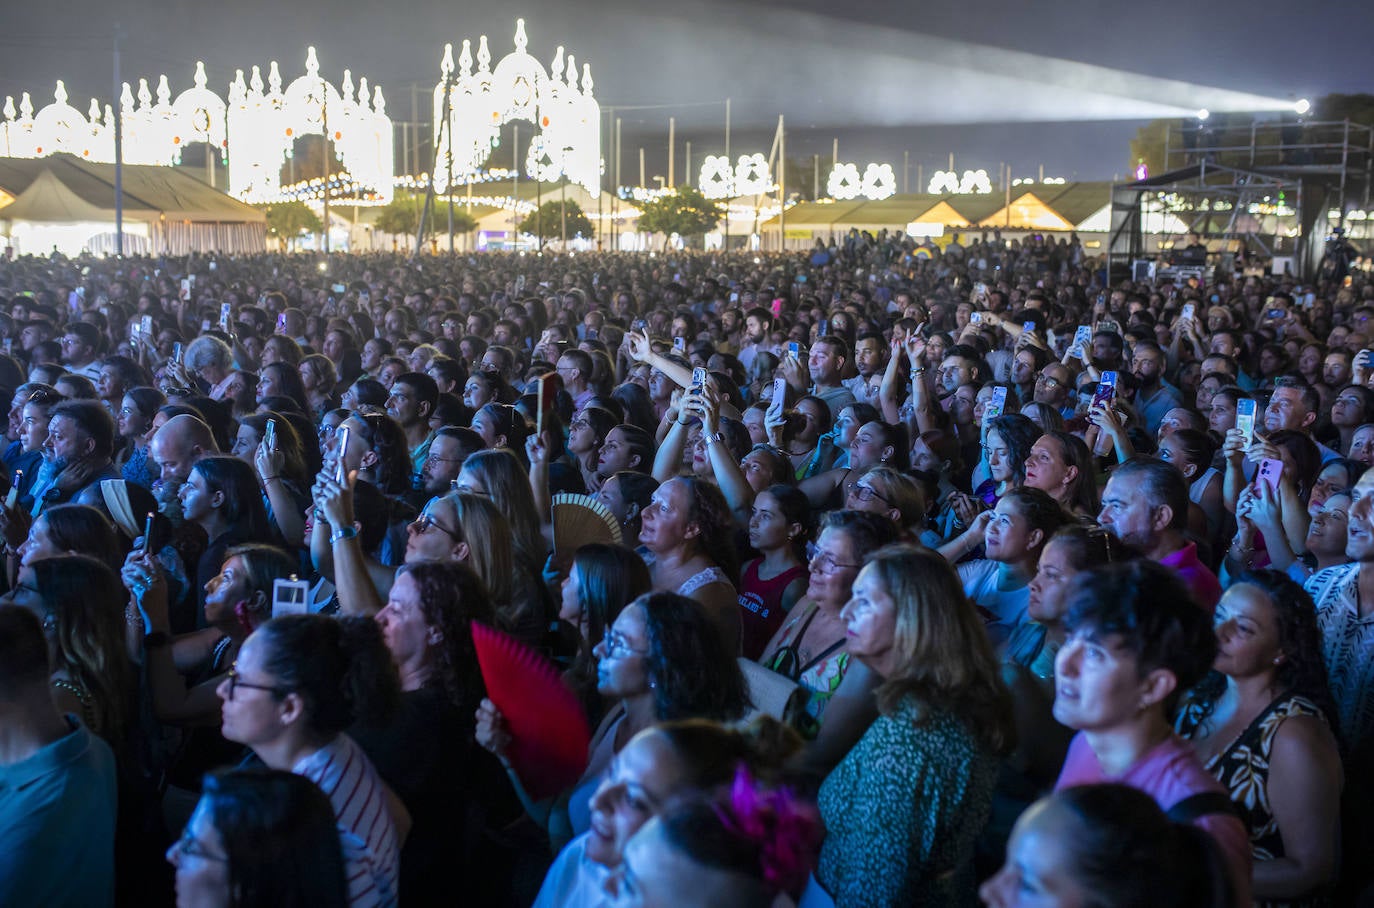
[3,0,1369,183]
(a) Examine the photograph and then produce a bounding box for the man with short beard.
[737,306,773,370]
[27,399,119,514]
[843,331,888,404]
[418,426,483,497]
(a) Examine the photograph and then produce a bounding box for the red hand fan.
[471,621,591,800]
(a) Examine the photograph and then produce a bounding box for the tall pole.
[413,67,452,261]
[614,117,622,251]
[322,78,330,254]
[411,83,420,176]
[513,124,520,241]
[685,140,692,188]
[724,97,731,252]
[113,26,123,256]
[668,117,675,188]
[903,150,909,194]
[832,137,838,171]
[778,115,785,253]
[813,154,819,200]
[639,147,646,190]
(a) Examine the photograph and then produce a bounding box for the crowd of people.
[0,229,1371,907]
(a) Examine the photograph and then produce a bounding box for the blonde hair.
[863,545,1014,754]
[446,492,513,607]
[859,466,926,529]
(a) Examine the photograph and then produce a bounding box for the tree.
[375,192,477,241]
[636,186,726,247]
[1314,93,1374,127]
[518,199,593,245]
[255,202,322,251]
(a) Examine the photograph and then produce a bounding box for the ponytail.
[257,615,399,737]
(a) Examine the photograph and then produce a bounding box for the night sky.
[2,0,1369,183]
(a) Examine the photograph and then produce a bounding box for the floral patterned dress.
[1176,691,1332,908]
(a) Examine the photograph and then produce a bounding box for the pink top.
[1159,542,1222,613]
[1055,732,1251,907]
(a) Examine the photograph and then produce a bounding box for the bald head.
[150,414,219,484]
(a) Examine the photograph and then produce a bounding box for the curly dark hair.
[675,475,740,585]
[394,561,494,713]
[1186,569,1337,731]
[987,413,1040,488]
[255,614,400,737]
[637,591,749,723]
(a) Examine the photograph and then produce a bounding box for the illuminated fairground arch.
[1,50,393,204]
[432,19,601,194]
[227,48,393,204]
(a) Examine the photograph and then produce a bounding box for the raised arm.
[314,469,384,617]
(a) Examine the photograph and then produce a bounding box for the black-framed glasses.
[410,512,461,541]
[805,542,862,575]
[173,826,229,863]
[845,479,891,505]
[225,664,290,700]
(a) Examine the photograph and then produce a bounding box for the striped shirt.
[294,735,399,908]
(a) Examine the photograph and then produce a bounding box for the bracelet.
[912,367,927,375]
[701,431,722,447]
[263,475,282,484]
[331,526,359,544]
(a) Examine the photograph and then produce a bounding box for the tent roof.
[910,200,973,227]
[764,194,951,229]
[1035,181,1114,227]
[0,168,123,221]
[0,154,265,223]
[977,192,1074,230]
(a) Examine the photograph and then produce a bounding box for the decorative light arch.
[227,47,393,204]
[697,154,775,200]
[433,19,602,194]
[827,162,896,201]
[1,51,393,204]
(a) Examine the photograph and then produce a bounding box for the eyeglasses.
[805,542,862,575]
[410,513,461,540]
[225,664,289,700]
[844,480,890,505]
[602,628,649,659]
[173,826,228,863]
[1035,374,1062,389]
[424,451,465,466]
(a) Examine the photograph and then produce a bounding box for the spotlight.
[1294,98,1311,115]
[317,261,328,272]
[1196,109,1210,121]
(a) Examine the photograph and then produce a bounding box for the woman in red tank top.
[737,485,811,660]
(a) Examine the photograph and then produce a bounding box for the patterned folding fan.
[471,621,591,800]
[551,493,622,562]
